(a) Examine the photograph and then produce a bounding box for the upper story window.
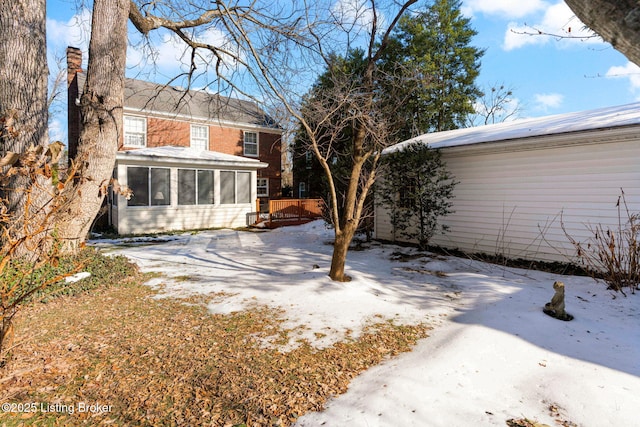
[243,131,258,156]
[305,151,313,169]
[191,124,209,150]
[123,115,146,148]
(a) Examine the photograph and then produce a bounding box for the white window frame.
[177,168,215,205]
[299,182,307,198]
[190,124,209,150]
[257,178,269,197]
[243,131,258,157]
[220,170,252,205]
[123,115,147,148]
[126,166,171,207]
[305,151,313,169]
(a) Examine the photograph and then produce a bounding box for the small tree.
[1,143,77,356]
[378,142,456,250]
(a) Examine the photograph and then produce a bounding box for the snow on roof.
[385,102,640,154]
[116,146,268,168]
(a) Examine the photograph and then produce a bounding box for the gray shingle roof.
[75,73,278,129]
[124,78,279,129]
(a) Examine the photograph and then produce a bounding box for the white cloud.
[606,61,640,91]
[47,8,91,54]
[533,92,564,110]
[48,118,65,143]
[462,0,548,19]
[503,2,600,51]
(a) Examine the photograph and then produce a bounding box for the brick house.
[67,47,282,233]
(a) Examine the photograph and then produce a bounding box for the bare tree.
[52,0,130,250]
[118,0,419,281]
[238,0,419,281]
[5,0,419,282]
[467,83,521,127]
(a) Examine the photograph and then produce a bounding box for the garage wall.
[375,129,640,263]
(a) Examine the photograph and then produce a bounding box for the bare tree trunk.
[0,0,50,254]
[565,0,640,67]
[0,0,48,155]
[329,223,358,282]
[328,124,373,281]
[55,0,129,251]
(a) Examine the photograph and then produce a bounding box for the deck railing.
[252,198,324,227]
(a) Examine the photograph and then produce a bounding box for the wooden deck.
[251,198,324,228]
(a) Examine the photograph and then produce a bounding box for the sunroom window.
[221,171,252,204]
[178,169,214,205]
[127,167,170,206]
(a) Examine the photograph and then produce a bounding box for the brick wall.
[258,132,282,198]
[147,118,190,148]
[119,114,283,198]
[210,126,243,154]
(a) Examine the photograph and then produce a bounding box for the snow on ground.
[93,221,640,426]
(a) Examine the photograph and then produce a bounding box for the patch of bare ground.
[0,275,430,426]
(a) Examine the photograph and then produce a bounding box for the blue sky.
[46,0,640,143]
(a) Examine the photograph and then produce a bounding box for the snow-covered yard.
[94,221,640,426]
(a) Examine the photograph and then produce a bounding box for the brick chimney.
[66,46,83,161]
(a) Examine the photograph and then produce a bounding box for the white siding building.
[112,146,267,234]
[375,103,640,263]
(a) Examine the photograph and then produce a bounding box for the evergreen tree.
[382,0,484,140]
[378,143,457,250]
[295,0,484,206]
[293,50,371,211]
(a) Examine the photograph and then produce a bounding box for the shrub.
[377,143,457,250]
[563,190,640,295]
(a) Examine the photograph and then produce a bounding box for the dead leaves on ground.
[0,280,430,426]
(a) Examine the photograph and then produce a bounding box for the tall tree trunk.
[328,123,368,281]
[565,0,640,67]
[329,223,358,282]
[55,0,129,251]
[0,0,50,255]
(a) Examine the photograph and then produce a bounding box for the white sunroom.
[111,146,267,234]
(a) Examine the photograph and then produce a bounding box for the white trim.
[385,102,640,154]
[123,106,283,134]
[190,124,209,150]
[116,146,268,170]
[123,115,147,148]
[257,177,269,197]
[243,130,259,157]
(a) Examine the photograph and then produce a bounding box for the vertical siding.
[376,138,640,263]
